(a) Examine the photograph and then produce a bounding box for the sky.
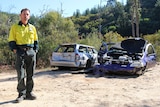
[0,0,126,17]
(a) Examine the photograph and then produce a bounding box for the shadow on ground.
[0,67,139,83]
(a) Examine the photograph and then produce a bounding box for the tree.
[130,0,140,37]
[73,9,81,17]
[107,0,116,6]
[37,11,79,67]
[83,8,90,16]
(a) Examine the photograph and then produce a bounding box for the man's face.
[20,10,30,24]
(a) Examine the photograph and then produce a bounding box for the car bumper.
[94,64,139,75]
[50,60,85,68]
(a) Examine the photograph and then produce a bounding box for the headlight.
[130,61,144,68]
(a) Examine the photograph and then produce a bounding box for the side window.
[147,45,155,55]
[66,47,74,52]
[64,45,75,52]
[79,46,87,53]
[93,48,98,54]
[56,45,75,53]
[88,47,93,54]
[56,46,66,53]
[88,47,97,54]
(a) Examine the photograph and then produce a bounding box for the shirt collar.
[18,21,29,26]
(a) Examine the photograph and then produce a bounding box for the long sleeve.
[8,24,17,51]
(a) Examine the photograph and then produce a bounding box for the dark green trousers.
[15,48,36,95]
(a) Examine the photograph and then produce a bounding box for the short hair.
[21,8,30,14]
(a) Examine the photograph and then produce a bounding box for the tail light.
[50,53,53,60]
[75,53,80,61]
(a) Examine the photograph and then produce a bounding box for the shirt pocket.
[28,31,34,39]
[16,31,24,41]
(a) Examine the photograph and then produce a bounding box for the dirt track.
[0,64,160,107]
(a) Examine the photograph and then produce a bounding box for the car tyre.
[136,66,146,76]
[58,66,65,70]
[86,60,92,69]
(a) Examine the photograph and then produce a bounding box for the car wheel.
[136,66,146,75]
[58,66,65,70]
[86,60,92,68]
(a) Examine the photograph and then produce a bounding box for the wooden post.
[131,0,140,37]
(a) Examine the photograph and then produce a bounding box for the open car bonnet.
[121,38,146,53]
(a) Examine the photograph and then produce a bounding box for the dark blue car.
[94,38,156,76]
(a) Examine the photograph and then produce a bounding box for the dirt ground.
[0,64,160,107]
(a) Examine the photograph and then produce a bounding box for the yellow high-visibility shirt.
[8,23,38,45]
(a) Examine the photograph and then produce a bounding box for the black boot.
[15,93,26,103]
[26,92,36,100]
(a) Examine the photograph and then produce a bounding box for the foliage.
[0,0,160,68]
[103,31,124,43]
[0,12,18,37]
[0,38,13,65]
[71,0,160,37]
[36,11,79,67]
[78,32,102,50]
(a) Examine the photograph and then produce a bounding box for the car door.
[52,45,75,62]
[78,46,88,65]
[88,47,98,63]
[145,44,156,68]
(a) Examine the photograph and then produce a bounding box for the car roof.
[60,43,95,48]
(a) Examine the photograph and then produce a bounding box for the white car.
[50,43,98,69]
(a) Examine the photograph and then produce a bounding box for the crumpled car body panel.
[95,38,156,75]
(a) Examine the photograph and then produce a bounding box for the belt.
[18,47,32,51]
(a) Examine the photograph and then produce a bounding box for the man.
[8,8,38,103]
